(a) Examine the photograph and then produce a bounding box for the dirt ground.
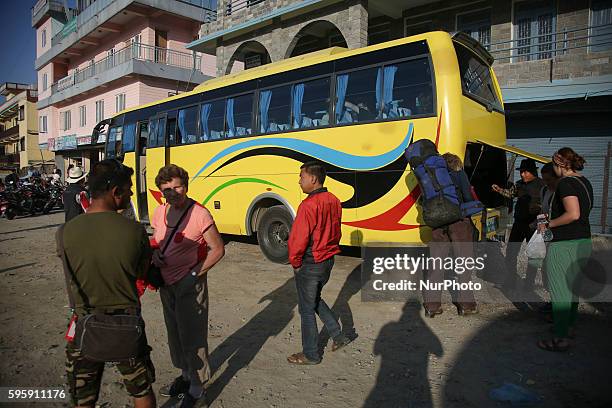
[1,212,611,408]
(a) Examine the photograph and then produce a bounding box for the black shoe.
[159,375,190,398]
[179,392,207,408]
[331,335,353,352]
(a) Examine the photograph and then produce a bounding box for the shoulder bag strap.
[160,199,195,255]
[56,224,91,312]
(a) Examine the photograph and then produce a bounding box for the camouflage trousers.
[65,340,155,406]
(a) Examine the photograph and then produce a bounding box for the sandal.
[537,338,571,352]
[287,352,320,365]
[549,326,576,339]
[331,336,353,352]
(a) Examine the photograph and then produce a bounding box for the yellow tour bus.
[95,31,547,263]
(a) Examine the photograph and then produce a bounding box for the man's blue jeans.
[294,257,342,361]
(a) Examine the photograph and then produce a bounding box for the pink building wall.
[34,11,216,149]
[36,18,53,57]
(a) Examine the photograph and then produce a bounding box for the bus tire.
[256,205,293,264]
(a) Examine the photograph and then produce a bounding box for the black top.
[63,183,87,222]
[513,178,544,223]
[550,176,593,242]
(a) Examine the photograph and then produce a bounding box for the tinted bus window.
[147,119,158,147]
[167,113,178,146]
[122,122,137,152]
[201,99,225,141]
[260,85,291,133]
[107,126,122,158]
[336,68,380,124]
[292,78,330,129]
[454,43,502,111]
[226,94,253,138]
[177,105,199,144]
[157,117,166,146]
[383,58,434,118]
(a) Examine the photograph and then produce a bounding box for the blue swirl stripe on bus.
[191,122,414,181]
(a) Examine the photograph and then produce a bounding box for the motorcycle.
[43,182,64,214]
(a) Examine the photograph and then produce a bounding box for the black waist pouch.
[75,314,146,362]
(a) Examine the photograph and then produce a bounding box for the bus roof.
[114,31,456,118]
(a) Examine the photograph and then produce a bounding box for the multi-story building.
[32,0,217,173]
[0,83,53,175]
[187,0,612,233]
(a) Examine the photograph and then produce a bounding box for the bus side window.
[335,67,380,124]
[201,99,225,141]
[226,93,253,138]
[122,122,137,153]
[138,122,148,155]
[166,113,177,146]
[157,117,166,147]
[292,78,330,130]
[177,105,199,144]
[259,85,291,133]
[147,119,158,148]
[384,58,434,117]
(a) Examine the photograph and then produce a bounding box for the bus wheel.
[257,205,292,264]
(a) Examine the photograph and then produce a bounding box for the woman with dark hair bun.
[537,147,593,352]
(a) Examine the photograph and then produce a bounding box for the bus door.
[135,120,149,223]
[145,114,167,218]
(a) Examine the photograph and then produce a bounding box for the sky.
[0,1,38,102]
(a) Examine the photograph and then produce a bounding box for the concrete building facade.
[0,83,54,174]
[187,0,612,233]
[32,0,217,173]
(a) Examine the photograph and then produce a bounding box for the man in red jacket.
[287,162,352,365]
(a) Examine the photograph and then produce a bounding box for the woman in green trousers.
[537,147,593,352]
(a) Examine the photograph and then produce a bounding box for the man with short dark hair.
[287,162,351,365]
[58,159,156,408]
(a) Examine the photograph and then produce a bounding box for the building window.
[368,21,392,45]
[42,29,47,48]
[590,0,612,52]
[95,100,105,122]
[19,106,25,121]
[457,9,492,49]
[405,20,433,37]
[62,110,71,131]
[79,105,87,127]
[43,73,48,91]
[20,138,26,152]
[115,93,126,113]
[40,115,48,133]
[513,0,556,62]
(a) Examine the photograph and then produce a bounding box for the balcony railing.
[0,153,20,165]
[31,0,64,23]
[51,44,202,94]
[50,0,217,45]
[490,23,612,63]
[225,0,266,16]
[0,125,20,142]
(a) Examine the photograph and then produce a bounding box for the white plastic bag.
[525,231,546,259]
